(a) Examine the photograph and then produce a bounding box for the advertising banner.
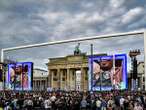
[89,54,127,91]
[6,62,33,90]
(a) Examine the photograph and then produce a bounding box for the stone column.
[45,78,47,90]
[38,81,39,91]
[44,79,46,90]
[44,80,46,90]
[70,69,76,90]
[36,81,38,90]
[47,74,48,89]
[73,69,76,90]
[35,80,37,90]
[43,80,44,90]
[60,70,62,90]
[43,80,45,90]
[81,68,84,91]
[36,80,38,91]
[39,80,41,90]
[45,79,47,90]
[40,80,42,91]
[64,69,67,90]
[70,69,72,90]
[51,70,54,88]
[48,73,51,88]
[57,69,61,89]
[39,80,41,91]
[34,80,36,90]
[67,68,70,90]
[33,80,34,90]
[37,81,39,91]
[84,68,88,91]
[41,80,43,91]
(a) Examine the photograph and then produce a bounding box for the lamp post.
[90,44,93,91]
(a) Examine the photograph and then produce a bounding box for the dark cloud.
[0,0,145,69]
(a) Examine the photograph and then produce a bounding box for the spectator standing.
[134,102,143,110]
[44,97,52,110]
[80,97,88,110]
[27,97,33,110]
[96,97,101,110]
[119,96,125,110]
[101,98,107,110]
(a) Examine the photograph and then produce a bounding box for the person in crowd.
[96,97,102,110]
[101,98,107,110]
[80,97,88,110]
[26,97,33,110]
[0,90,146,110]
[134,102,143,110]
[44,96,52,110]
[119,96,125,110]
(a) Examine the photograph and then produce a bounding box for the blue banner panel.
[88,54,127,91]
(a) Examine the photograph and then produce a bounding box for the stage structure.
[1,30,146,90]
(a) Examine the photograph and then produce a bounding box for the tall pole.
[0,63,3,90]
[1,49,4,63]
[90,44,93,91]
[1,49,5,90]
[113,54,115,90]
[22,64,24,91]
[144,30,146,90]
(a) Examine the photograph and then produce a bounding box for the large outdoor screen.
[88,54,127,91]
[6,62,33,90]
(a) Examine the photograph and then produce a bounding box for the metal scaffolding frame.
[1,30,146,90]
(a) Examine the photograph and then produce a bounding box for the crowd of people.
[0,90,146,110]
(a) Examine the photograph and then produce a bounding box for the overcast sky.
[0,0,146,70]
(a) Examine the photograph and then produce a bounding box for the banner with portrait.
[6,62,33,90]
[88,54,127,91]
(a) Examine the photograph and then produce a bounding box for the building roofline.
[48,53,107,60]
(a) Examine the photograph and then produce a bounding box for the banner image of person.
[6,62,33,90]
[88,54,127,91]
